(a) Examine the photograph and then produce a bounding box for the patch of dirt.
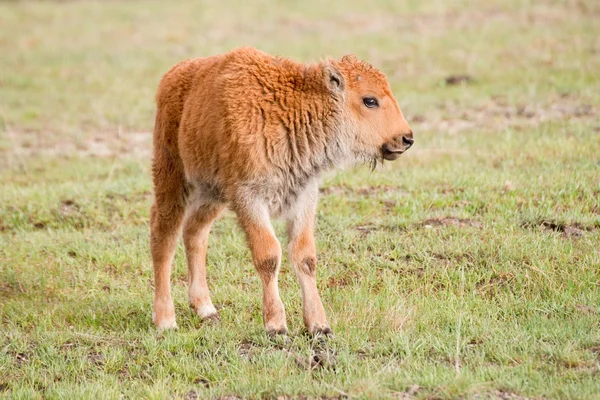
[14,352,29,366]
[355,224,377,236]
[437,185,466,195]
[326,275,351,288]
[392,384,421,399]
[422,217,481,228]
[59,199,80,218]
[556,357,592,370]
[33,222,46,229]
[414,97,596,136]
[0,282,25,301]
[184,391,198,400]
[381,199,397,210]
[445,75,474,86]
[353,220,407,237]
[239,338,337,372]
[274,397,342,400]
[575,304,598,315]
[105,190,152,202]
[238,340,257,359]
[521,219,597,238]
[193,377,210,388]
[403,265,426,277]
[430,252,471,262]
[88,351,104,367]
[320,185,408,197]
[472,390,538,400]
[283,344,337,371]
[588,345,600,360]
[16,200,86,232]
[5,130,153,159]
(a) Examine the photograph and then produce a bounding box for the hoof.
[152,303,177,330]
[266,327,288,337]
[153,314,178,330]
[309,326,333,338]
[194,304,219,321]
[203,313,220,323]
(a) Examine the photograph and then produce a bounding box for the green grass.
[1,0,600,399]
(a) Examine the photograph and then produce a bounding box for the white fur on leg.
[152,297,178,330]
[152,311,178,330]
[189,285,218,320]
[195,304,218,320]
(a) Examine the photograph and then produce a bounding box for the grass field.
[1,0,599,399]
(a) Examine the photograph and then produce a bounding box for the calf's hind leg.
[150,144,186,329]
[182,202,224,320]
[150,199,185,330]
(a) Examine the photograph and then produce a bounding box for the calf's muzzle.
[381,132,414,161]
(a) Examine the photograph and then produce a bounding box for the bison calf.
[151,47,413,336]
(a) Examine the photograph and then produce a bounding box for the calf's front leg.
[235,202,288,336]
[287,188,331,336]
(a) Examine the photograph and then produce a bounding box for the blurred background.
[2,0,597,160]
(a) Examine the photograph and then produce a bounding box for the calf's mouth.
[381,136,414,161]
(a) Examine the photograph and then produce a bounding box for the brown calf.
[150,47,413,336]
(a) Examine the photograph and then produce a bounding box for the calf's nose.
[402,135,414,149]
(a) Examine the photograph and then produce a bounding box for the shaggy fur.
[151,47,413,335]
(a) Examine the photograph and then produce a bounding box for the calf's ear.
[323,62,345,94]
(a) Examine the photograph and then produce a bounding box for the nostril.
[402,136,414,147]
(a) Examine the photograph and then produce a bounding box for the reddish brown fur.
[151,47,412,335]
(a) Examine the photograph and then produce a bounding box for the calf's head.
[324,55,413,164]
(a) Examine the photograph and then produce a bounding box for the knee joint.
[298,256,316,276]
[256,256,280,276]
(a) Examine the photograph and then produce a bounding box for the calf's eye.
[363,97,379,108]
